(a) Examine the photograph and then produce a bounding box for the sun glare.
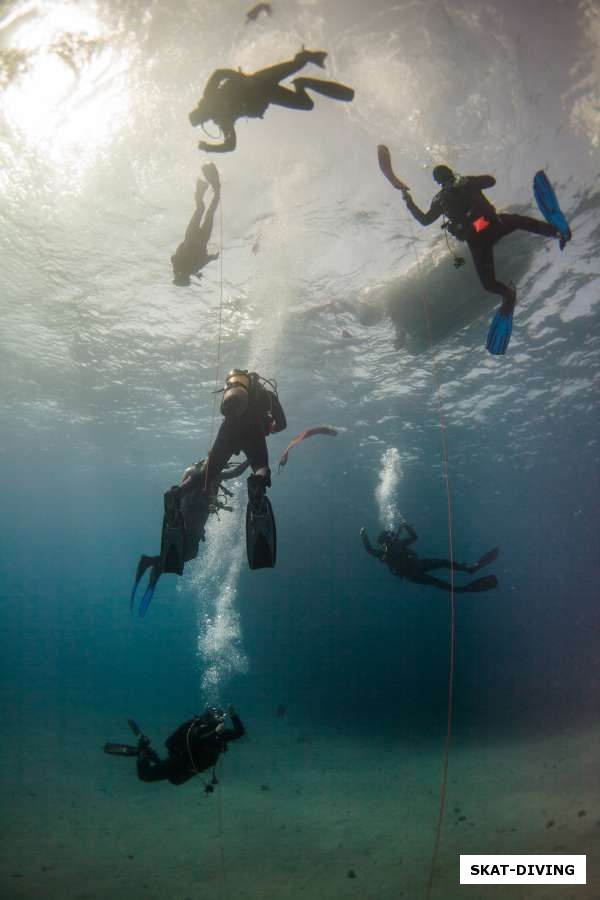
[2,2,133,179]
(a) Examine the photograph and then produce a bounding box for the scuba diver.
[360,522,499,593]
[189,48,354,153]
[187,369,286,571]
[393,163,566,317]
[104,707,245,790]
[130,456,249,616]
[131,369,286,615]
[171,162,220,286]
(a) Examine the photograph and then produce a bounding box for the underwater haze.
[1,0,599,898]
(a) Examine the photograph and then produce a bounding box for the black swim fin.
[475,546,499,570]
[461,575,498,593]
[127,719,142,738]
[103,742,139,757]
[246,478,276,570]
[294,77,354,102]
[160,489,186,575]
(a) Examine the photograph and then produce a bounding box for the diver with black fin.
[104,707,245,789]
[171,163,221,286]
[189,48,354,153]
[378,148,566,354]
[131,457,250,616]
[172,369,286,570]
[360,522,499,593]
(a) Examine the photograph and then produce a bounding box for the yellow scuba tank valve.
[220,369,252,416]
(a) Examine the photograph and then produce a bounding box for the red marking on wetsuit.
[472,216,490,233]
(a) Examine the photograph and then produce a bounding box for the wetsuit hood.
[433,164,455,186]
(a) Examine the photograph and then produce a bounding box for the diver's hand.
[360,527,366,536]
[198,141,211,152]
[228,705,237,718]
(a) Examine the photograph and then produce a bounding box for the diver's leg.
[420,558,473,574]
[497,213,557,239]
[195,177,209,208]
[196,184,221,247]
[241,417,270,479]
[251,50,327,89]
[202,419,239,485]
[468,238,515,311]
[136,755,173,782]
[267,83,315,110]
[184,206,205,243]
[291,77,354,104]
[411,573,455,592]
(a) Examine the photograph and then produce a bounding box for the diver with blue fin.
[360,522,499,593]
[189,48,354,153]
[104,708,245,790]
[131,457,249,616]
[533,170,571,249]
[378,148,568,354]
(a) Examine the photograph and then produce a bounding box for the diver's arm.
[401,522,418,543]
[360,528,383,559]
[222,707,245,742]
[404,194,442,226]
[466,175,496,190]
[198,127,237,154]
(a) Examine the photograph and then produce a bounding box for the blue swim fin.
[533,170,571,247]
[486,311,513,356]
[130,555,158,612]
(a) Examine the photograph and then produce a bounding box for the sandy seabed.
[1,716,598,900]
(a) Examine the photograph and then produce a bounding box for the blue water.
[1,1,599,898]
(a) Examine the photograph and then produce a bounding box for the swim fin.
[127,719,142,738]
[486,311,513,356]
[130,555,159,612]
[474,546,499,570]
[461,575,498,593]
[246,482,276,570]
[377,145,410,191]
[103,742,139,757]
[294,77,354,102]
[533,170,571,248]
[160,489,186,575]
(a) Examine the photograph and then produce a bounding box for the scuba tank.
[220,369,286,432]
[220,369,253,416]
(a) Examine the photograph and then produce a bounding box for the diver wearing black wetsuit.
[171,163,220,286]
[137,707,245,787]
[360,523,498,593]
[401,165,561,315]
[189,48,354,153]
[130,370,285,612]
[175,369,286,503]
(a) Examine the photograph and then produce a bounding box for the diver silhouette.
[171,162,221,286]
[361,523,499,593]
[396,163,563,317]
[189,48,354,153]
